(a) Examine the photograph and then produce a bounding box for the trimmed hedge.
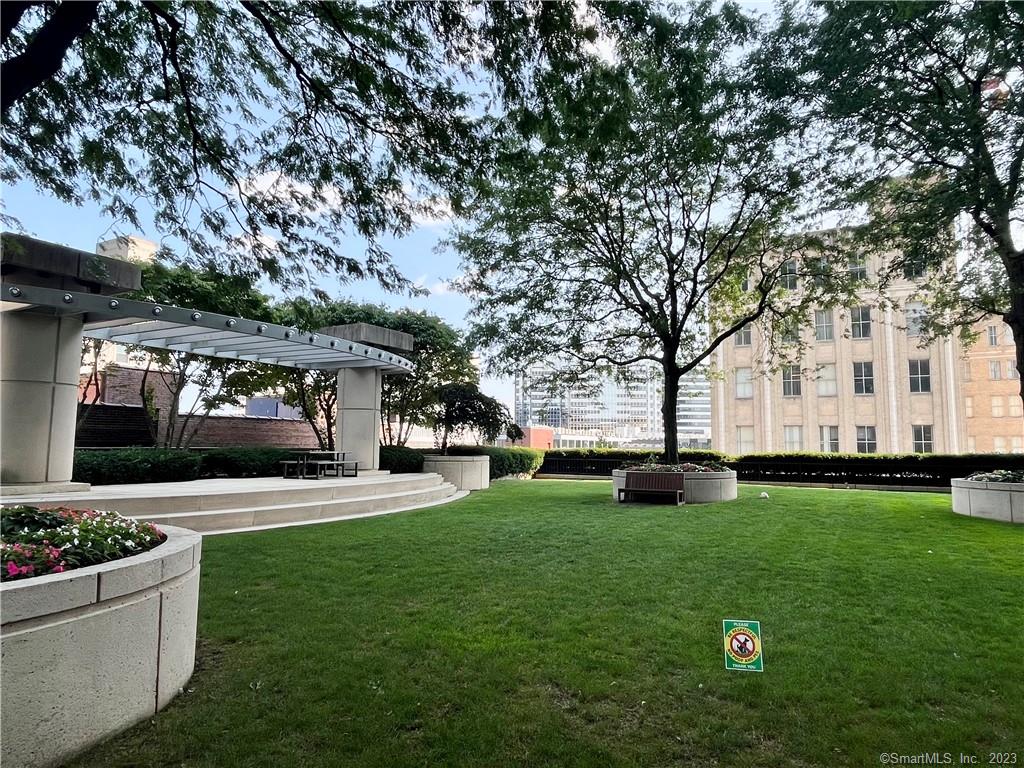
[379,445,425,474]
[199,447,297,478]
[443,445,546,479]
[542,448,728,463]
[73,448,203,485]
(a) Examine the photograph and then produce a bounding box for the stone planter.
[1,525,202,768]
[612,469,738,504]
[423,455,490,491]
[951,478,1024,524]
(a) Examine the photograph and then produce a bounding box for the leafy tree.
[272,298,477,449]
[126,262,275,447]
[432,382,517,453]
[1,1,589,287]
[452,2,829,462]
[794,1,1024,398]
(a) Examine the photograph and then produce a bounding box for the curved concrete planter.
[423,455,490,491]
[951,478,1024,524]
[1,525,202,768]
[612,469,738,504]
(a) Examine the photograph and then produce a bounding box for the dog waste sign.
[722,619,763,672]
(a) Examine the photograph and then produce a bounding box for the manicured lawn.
[71,482,1023,768]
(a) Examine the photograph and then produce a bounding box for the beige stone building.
[710,245,1022,455]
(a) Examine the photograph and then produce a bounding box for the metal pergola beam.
[1,282,414,374]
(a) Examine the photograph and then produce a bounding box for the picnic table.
[280,450,358,479]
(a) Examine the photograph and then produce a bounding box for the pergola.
[0,234,412,494]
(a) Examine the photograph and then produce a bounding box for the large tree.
[272,298,477,449]
[795,0,1024,400]
[1,1,589,287]
[452,2,828,462]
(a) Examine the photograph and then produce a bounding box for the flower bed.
[612,464,737,504]
[623,461,730,473]
[952,470,1024,524]
[1,505,165,581]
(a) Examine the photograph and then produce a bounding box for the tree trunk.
[662,363,681,464]
[1003,251,1024,413]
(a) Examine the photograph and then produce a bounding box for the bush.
[199,447,297,478]
[1,505,165,581]
[445,445,545,479]
[965,469,1024,483]
[542,448,728,463]
[73,448,203,485]
[379,445,425,473]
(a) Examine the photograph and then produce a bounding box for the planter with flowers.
[951,470,1024,524]
[611,461,738,504]
[1,505,202,768]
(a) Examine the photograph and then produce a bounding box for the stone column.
[1,311,87,490]
[335,367,382,470]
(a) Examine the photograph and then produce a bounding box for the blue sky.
[1,182,516,408]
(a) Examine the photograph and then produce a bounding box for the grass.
[71,482,1023,768]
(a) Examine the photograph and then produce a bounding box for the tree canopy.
[1,1,590,288]
[452,2,831,461]
[793,0,1024,393]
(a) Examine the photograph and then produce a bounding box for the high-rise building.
[710,237,1022,454]
[514,362,711,447]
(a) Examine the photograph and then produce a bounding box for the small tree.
[431,383,517,453]
[453,3,827,462]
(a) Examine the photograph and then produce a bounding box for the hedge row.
[542,448,728,463]
[443,445,545,479]
[379,445,425,474]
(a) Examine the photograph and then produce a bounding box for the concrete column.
[1,311,85,488]
[335,367,382,470]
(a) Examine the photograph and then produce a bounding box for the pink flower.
[6,561,20,577]
[52,565,64,574]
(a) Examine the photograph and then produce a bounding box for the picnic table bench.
[617,471,685,505]
[280,451,358,479]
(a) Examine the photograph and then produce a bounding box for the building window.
[780,322,799,344]
[990,361,1002,380]
[912,425,933,453]
[906,302,927,337]
[1010,398,1023,419]
[780,260,798,290]
[736,367,753,399]
[736,426,755,454]
[735,324,752,346]
[1008,361,1020,380]
[1013,436,1024,453]
[988,325,999,346]
[1005,324,1015,345]
[963,361,973,381]
[856,425,877,453]
[853,361,874,395]
[814,309,834,341]
[783,425,803,451]
[819,425,839,452]
[740,275,750,292]
[994,436,1007,453]
[851,306,872,339]
[810,257,829,287]
[903,257,926,280]
[782,365,802,397]
[909,359,931,393]
[967,436,976,452]
[848,255,868,280]
[992,396,1005,418]
[816,363,837,396]
[965,396,973,418]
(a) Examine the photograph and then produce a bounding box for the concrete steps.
[0,473,462,535]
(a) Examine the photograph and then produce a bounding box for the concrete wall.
[1,526,202,768]
[951,479,1024,523]
[423,455,490,491]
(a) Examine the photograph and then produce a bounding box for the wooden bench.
[618,471,685,505]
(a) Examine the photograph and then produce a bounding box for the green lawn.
[72,482,1023,768]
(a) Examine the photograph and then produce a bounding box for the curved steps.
[0,473,463,535]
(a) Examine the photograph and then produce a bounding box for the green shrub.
[445,445,545,479]
[199,447,298,478]
[542,448,727,463]
[379,445,425,473]
[73,448,203,485]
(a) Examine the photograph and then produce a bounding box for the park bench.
[281,451,358,479]
[618,471,685,505]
